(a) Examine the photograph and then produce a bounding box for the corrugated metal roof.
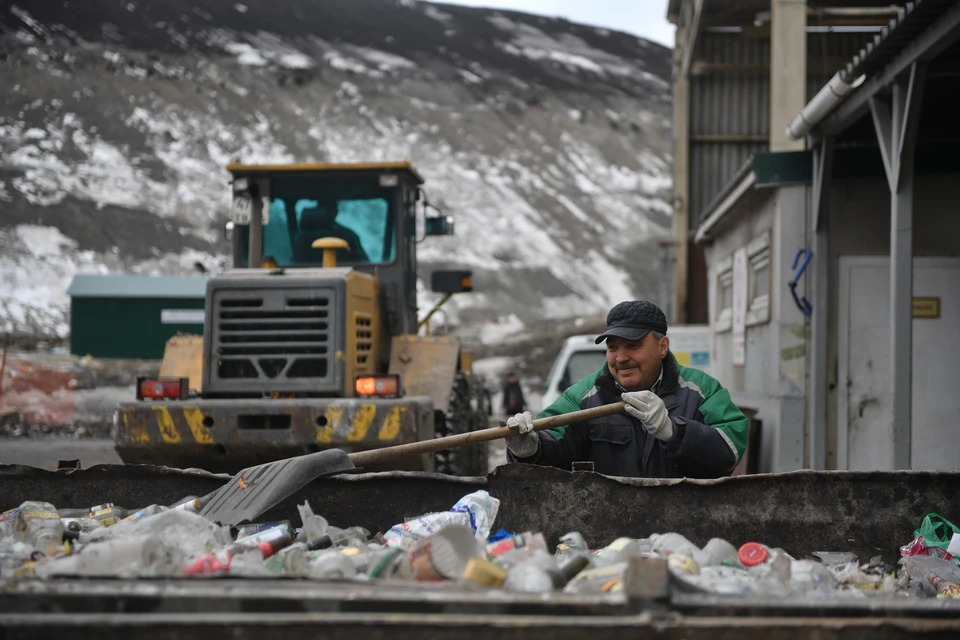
[67,275,208,299]
[839,0,954,82]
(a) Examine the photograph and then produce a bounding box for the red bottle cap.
[738,542,768,566]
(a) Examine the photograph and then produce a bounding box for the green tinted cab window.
[240,176,396,267]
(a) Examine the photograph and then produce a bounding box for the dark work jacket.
[507,353,748,479]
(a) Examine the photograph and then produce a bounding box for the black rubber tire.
[434,372,489,476]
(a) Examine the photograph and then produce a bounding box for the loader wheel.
[434,372,488,476]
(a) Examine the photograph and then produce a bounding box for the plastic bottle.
[306,549,357,579]
[695,538,740,567]
[650,532,701,558]
[119,505,168,525]
[595,537,645,564]
[36,535,165,578]
[235,521,291,541]
[87,503,130,527]
[503,562,554,593]
[297,501,329,544]
[17,502,64,554]
[549,554,591,588]
[169,496,204,513]
[668,554,701,576]
[563,562,628,594]
[80,509,231,559]
[183,530,292,576]
[789,560,836,594]
[904,555,960,598]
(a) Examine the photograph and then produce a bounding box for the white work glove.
[505,411,539,458]
[622,391,674,441]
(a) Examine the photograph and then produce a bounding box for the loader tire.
[434,372,488,476]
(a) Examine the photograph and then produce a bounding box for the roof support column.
[672,9,693,324]
[869,62,926,470]
[809,137,833,470]
[770,0,807,151]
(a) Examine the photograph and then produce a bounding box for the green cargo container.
[67,275,208,359]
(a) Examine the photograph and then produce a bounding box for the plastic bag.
[914,513,960,551]
[383,490,500,549]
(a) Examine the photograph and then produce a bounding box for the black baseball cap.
[594,301,669,344]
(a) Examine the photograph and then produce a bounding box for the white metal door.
[838,257,960,470]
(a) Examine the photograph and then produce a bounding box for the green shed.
[67,275,208,359]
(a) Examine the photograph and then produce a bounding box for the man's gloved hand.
[621,391,674,441]
[505,411,539,457]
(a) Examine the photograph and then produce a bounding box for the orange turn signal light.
[355,375,400,397]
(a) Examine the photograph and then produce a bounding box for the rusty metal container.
[1,463,959,638]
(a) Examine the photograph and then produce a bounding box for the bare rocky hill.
[0,0,674,347]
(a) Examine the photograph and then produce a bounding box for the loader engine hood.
[201,268,379,398]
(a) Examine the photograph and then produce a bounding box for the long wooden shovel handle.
[348,401,627,468]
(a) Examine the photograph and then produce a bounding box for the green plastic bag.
[914,512,960,551]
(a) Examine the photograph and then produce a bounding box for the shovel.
[199,401,627,525]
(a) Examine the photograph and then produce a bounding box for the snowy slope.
[0,0,673,344]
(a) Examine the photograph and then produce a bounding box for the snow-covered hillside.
[0,0,673,345]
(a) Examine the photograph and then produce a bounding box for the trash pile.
[1,492,959,599]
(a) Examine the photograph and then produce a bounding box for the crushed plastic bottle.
[651,532,701,558]
[119,505,168,525]
[595,537,646,564]
[695,538,740,567]
[297,501,329,545]
[169,496,204,513]
[503,562,554,593]
[789,560,837,594]
[87,503,130,527]
[80,508,231,559]
[36,535,169,578]
[17,502,63,555]
[904,555,960,598]
[306,548,357,579]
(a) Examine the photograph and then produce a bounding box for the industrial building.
[668,0,960,471]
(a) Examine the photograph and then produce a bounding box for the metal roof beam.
[822,1,960,137]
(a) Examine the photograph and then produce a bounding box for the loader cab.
[226,161,453,337]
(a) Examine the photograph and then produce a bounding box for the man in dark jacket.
[505,301,747,478]
[501,372,526,415]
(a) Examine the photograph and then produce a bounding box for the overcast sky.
[431,0,675,47]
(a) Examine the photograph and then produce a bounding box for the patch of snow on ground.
[457,69,483,84]
[354,47,415,71]
[479,314,526,344]
[423,5,453,24]
[323,50,370,75]
[224,42,268,66]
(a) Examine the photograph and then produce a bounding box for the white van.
[538,326,714,412]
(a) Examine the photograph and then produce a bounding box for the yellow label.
[341,547,362,557]
[913,297,941,319]
[22,511,59,520]
[668,554,701,576]
[938,583,960,599]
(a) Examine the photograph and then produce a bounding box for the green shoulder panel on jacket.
[676,362,749,464]
[536,367,603,440]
